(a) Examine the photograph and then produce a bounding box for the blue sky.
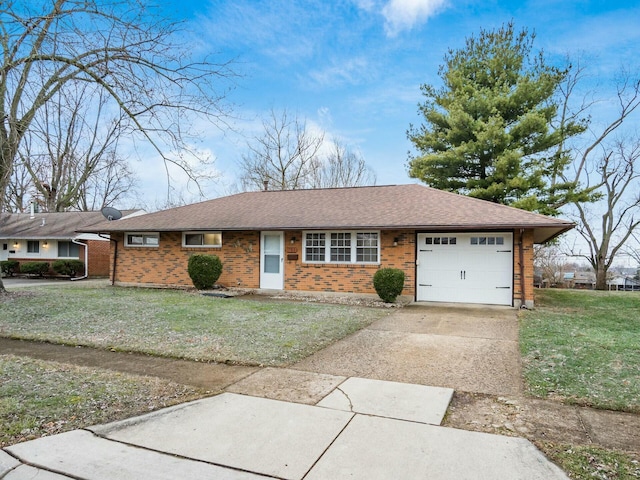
[137,0,640,205]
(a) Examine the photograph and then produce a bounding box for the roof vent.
[263,180,269,191]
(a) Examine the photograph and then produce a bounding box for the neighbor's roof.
[0,210,140,239]
[80,184,574,243]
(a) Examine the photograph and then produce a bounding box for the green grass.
[0,354,203,447]
[538,442,640,479]
[0,286,387,365]
[521,289,640,412]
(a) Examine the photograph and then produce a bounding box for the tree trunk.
[595,265,608,290]
[0,277,6,294]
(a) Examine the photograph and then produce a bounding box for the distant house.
[80,184,574,307]
[607,274,640,291]
[0,209,142,278]
[572,271,596,289]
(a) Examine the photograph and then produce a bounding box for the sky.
[129,0,639,221]
[134,0,639,204]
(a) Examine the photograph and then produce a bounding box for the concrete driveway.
[293,303,523,396]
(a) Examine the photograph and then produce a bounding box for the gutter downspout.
[99,233,118,286]
[70,237,88,281]
[519,228,526,309]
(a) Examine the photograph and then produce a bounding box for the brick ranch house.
[0,210,141,278]
[81,184,574,307]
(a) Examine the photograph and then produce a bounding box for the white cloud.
[306,57,372,88]
[381,0,449,36]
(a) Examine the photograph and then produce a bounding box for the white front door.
[416,232,513,305]
[0,243,8,261]
[260,231,284,289]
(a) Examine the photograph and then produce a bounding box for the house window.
[183,232,222,248]
[330,233,351,262]
[125,232,159,247]
[304,231,379,264]
[305,233,326,262]
[58,241,80,258]
[27,240,39,253]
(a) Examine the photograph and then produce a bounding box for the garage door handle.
[496,286,511,289]
[419,284,432,287]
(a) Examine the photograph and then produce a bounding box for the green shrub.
[52,259,85,277]
[373,268,405,303]
[0,260,19,277]
[20,262,50,277]
[187,254,223,290]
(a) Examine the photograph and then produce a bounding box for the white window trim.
[182,231,222,248]
[125,232,160,248]
[302,230,380,265]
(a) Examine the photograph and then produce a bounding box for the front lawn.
[0,354,204,447]
[0,286,387,365]
[520,289,640,413]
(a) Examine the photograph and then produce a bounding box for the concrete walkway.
[1,378,569,479]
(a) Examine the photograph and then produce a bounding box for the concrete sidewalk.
[1,377,568,479]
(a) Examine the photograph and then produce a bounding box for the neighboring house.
[0,209,142,278]
[569,271,596,289]
[607,274,640,291]
[80,184,574,307]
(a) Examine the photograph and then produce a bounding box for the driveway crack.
[336,386,354,412]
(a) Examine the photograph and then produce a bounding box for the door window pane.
[264,254,280,273]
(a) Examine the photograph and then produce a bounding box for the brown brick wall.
[513,229,535,307]
[110,231,260,288]
[87,239,110,277]
[110,230,415,295]
[109,228,536,305]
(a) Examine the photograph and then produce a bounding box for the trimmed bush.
[20,262,50,277]
[373,268,405,303]
[0,260,19,277]
[52,259,85,277]
[187,254,223,290]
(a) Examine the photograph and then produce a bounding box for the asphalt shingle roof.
[79,184,573,243]
[0,210,138,239]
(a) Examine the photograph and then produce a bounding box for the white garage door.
[416,232,513,306]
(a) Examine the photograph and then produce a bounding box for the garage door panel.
[416,233,513,306]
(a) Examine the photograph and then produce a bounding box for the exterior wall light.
[393,237,399,247]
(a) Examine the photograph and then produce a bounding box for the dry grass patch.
[0,354,205,447]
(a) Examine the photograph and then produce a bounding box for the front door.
[0,243,8,261]
[260,231,284,289]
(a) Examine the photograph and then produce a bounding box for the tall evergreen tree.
[407,23,586,215]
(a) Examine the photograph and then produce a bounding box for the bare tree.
[3,156,32,212]
[309,140,376,188]
[238,109,324,191]
[571,136,640,289]
[75,152,138,211]
[0,0,235,292]
[534,244,569,287]
[16,83,128,211]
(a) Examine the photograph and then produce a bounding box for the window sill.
[301,262,379,268]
